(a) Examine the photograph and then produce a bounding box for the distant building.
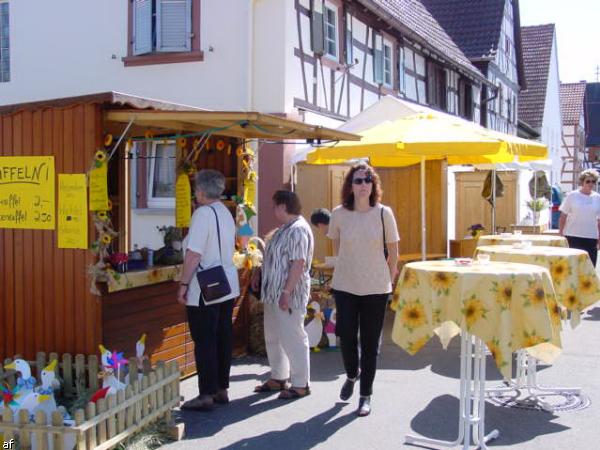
[584,82,600,167]
[560,82,587,191]
[421,0,525,135]
[518,24,562,184]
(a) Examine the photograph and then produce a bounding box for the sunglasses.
[584,179,596,184]
[352,176,373,185]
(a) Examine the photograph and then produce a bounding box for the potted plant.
[526,198,550,225]
[468,224,485,238]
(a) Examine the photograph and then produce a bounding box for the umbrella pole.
[491,169,497,235]
[421,156,426,261]
[533,171,538,227]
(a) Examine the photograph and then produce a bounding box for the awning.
[105,110,361,142]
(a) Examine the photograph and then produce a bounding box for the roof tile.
[560,82,587,126]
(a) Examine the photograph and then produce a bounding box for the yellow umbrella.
[305,112,548,259]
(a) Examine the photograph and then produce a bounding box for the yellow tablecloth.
[475,245,600,327]
[477,234,568,248]
[391,260,562,379]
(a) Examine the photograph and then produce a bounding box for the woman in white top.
[178,170,240,411]
[559,169,600,266]
[327,163,399,417]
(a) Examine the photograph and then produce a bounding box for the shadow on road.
[407,394,569,447]
[583,306,600,321]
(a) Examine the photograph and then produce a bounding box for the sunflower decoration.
[94,150,108,167]
[407,334,431,355]
[399,299,427,332]
[107,199,113,211]
[492,280,513,310]
[96,211,109,221]
[101,234,113,245]
[144,130,155,140]
[523,281,546,307]
[578,274,597,295]
[177,137,187,150]
[486,338,507,369]
[104,134,113,148]
[431,271,455,295]
[547,297,563,328]
[561,288,579,311]
[462,295,487,329]
[549,258,570,284]
[216,139,226,152]
[402,268,419,289]
[522,330,547,349]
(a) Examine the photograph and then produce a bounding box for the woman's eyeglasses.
[352,176,373,185]
[584,179,596,184]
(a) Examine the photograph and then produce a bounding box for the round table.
[475,245,600,411]
[392,260,561,449]
[477,234,568,248]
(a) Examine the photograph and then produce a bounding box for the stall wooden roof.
[104,110,361,141]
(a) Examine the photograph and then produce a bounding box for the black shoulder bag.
[381,206,389,260]
[196,205,232,305]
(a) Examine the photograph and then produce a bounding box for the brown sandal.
[278,386,311,399]
[254,379,290,393]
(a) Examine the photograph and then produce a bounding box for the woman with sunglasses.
[327,163,399,416]
[559,169,600,266]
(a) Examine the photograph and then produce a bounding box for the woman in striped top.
[251,190,314,399]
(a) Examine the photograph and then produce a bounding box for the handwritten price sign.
[0,156,55,230]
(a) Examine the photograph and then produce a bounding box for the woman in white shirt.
[327,163,399,417]
[559,169,600,266]
[177,170,240,411]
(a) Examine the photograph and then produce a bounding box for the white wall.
[0,0,252,110]
[130,209,175,250]
[541,33,563,186]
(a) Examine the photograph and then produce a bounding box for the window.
[125,0,202,66]
[0,1,9,83]
[403,46,427,104]
[458,78,473,120]
[398,47,405,94]
[383,40,393,87]
[148,142,176,208]
[323,2,338,59]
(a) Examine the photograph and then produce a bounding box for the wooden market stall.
[0,92,358,376]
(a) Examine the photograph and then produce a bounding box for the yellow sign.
[176,173,191,227]
[243,178,256,206]
[58,174,88,249]
[0,156,55,229]
[89,162,109,211]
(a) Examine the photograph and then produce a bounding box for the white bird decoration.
[4,359,37,398]
[13,391,50,416]
[136,334,147,366]
[99,370,126,393]
[305,301,324,351]
[40,359,61,392]
[98,344,112,370]
[325,308,337,347]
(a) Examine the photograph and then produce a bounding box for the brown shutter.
[136,142,148,208]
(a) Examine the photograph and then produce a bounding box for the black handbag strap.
[198,204,223,270]
[381,205,389,259]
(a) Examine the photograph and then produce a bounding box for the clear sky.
[519,0,600,83]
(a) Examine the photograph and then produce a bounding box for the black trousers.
[566,235,598,267]
[333,290,388,396]
[186,300,234,396]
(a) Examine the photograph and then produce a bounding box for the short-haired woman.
[328,163,399,416]
[178,170,240,411]
[251,190,314,399]
[559,169,600,266]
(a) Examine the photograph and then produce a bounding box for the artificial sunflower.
[407,335,431,354]
[144,130,154,139]
[104,134,113,147]
[561,288,579,311]
[462,296,487,328]
[525,283,546,307]
[94,150,107,162]
[248,242,257,252]
[578,274,596,295]
[177,137,187,149]
[431,271,454,291]
[402,268,419,288]
[101,234,112,245]
[97,211,108,221]
[549,258,570,284]
[236,146,244,157]
[493,281,513,310]
[216,139,226,151]
[522,331,546,348]
[400,300,426,332]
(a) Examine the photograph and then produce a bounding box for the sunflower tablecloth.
[475,245,600,327]
[391,260,562,379]
[477,234,568,248]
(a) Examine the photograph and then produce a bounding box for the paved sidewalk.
[164,306,600,450]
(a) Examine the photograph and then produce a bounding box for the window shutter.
[157,0,192,52]
[133,0,153,55]
[311,0,325,55]
[373,34,383,85]
[345,13,353,64]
